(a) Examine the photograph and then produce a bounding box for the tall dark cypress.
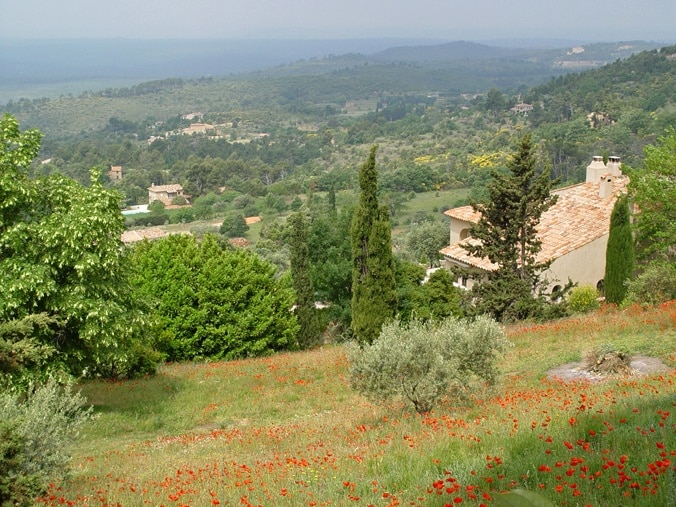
[289,212,321,348]
[604,194,634,304]
[350,146,396,344]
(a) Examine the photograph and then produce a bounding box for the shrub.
[625,261,676,306]
[567,285,600,313]
[0,420,42,507]
[348,316,510,414]
[0,378,94,505]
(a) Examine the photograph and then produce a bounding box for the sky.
[1,0,674,42]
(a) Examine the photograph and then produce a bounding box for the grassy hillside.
[38,303,675,506]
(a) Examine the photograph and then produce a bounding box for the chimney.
[599,174,613,198]
[606,155,622,176]
[586,155,606,183]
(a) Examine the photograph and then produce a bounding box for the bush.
[348,316,510,414]
[0,379,94,505]
[625,261,676,306]
[130,234,299,361]
[0,420,42,507]
[567,285,600,313]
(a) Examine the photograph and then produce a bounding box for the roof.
[441,176,629,271]
[148,184,184,193]
[121,227,168,244]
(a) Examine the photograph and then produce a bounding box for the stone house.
[148,184,188,206]
[108,165,123,181]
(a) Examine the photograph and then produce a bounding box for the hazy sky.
[2,0,674,41]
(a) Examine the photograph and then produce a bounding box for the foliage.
[148,199,165,213]
[567,284,601,313]
[219,212,249,237]
[416,268,463,321]
[0,313,61,389]
[403,219,450,267]
[624,261,676,306]
[348,315,509,414]
[0,114,150,378]
[288,212,322,348]
[0,378,94,506]
[463,134,558,321]
[350,146,397,343]
[129,234,299,360]
[604,194,634,304]
[0,419,42,507]
[628,129,676,263]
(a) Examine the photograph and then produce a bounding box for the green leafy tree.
[604,194,634,304]
[463,134,558,321]
[350,146,397,343]
[0,114,149,378]
[148,199,166,213]
[629,129,676,263]
[130,234,298,360]
[404,220,450,267]
[288,212,322,348]
[307,206,354,328]
[219,212,249,237]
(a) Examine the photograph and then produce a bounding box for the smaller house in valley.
[510,103,534,115]
[148,184,189,206]
[440,156,629,294]
[108,165,123,181]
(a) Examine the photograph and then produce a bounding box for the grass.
[40,302,675,506]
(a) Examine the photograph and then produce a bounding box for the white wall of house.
[542,234,608,292]
[450,218,471,244]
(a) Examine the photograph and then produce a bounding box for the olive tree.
[348,315,510,414]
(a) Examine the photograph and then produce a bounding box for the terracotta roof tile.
[442,177,629,271]
[148,184,184,192]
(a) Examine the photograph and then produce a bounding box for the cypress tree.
[604,194,634,304]
[350,146,397,343]
[289,212,321,348]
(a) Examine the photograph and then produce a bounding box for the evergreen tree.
[462,134,558,321]
[328,184,337,213]
[288,212,322,348]
[604,194,634,304]
[350,146,397,343]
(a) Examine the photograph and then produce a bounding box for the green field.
[37,302,675,506]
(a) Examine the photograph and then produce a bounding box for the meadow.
[39,303,675,507]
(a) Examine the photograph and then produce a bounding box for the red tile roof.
[441,176,629,271]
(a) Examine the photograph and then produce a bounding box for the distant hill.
[0,38,440,100]
[1,38,665,104]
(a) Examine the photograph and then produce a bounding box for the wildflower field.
[41,303,675,507]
